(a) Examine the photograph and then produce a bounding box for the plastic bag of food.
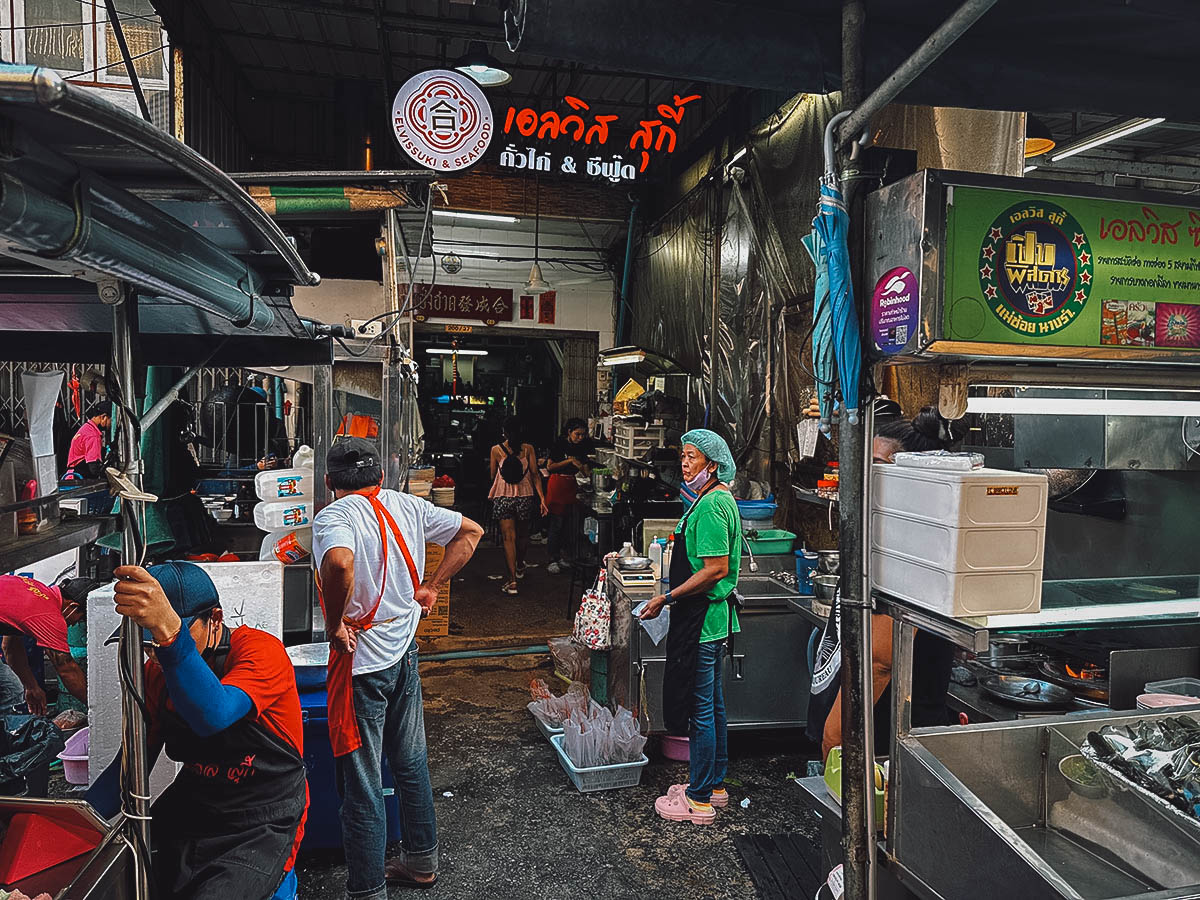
[548,636,591,683]
[52,709,87,731]
[528,681,592,729]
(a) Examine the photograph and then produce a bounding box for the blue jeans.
[336,640,438,900]
[686,640,727,804]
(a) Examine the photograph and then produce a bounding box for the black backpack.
[500,443,526,485]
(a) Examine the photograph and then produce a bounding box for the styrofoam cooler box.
[870,466,1048,617]
[871,465,1048,528]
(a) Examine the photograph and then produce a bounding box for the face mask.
[684,467,714,493]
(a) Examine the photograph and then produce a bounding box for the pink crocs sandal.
[684,784,729,807]
[655,784,716,825]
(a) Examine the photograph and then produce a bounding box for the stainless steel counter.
[617,567,816,732]
[891,710,1200,899]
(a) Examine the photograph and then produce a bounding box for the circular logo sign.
[979,200,1093,336]
[871,266,918,353]
[391,70,494,171]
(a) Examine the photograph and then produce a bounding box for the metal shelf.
[792,485,838,508]
[0,516,117,574]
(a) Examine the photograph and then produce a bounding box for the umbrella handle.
[823,111,854,178]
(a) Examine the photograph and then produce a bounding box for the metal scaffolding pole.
[109,283,152,900]
[831,1,1000,897]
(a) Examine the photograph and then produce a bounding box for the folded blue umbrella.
[812,179,862,425]
[801,229,836,434]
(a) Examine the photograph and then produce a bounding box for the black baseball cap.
[327,436,381,473]
[106,561,221,645]
[57,577,101,607]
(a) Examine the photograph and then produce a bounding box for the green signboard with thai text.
[945,186,1200,351]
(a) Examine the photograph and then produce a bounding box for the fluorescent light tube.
[1050,117,1166,162]
[426,348,488,356]
[598,352,646,366]
[1023,165,1038,174]
[728,146,748,165]
[433,210,520,225]
[967,396,1200,417]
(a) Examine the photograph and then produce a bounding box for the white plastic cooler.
[869,465,1048,617]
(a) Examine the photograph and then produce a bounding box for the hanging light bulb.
[525,176,551,295]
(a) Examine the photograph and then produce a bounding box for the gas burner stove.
[1037,658,1110,703]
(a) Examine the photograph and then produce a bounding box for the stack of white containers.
[255,445,316,563]
[869,464,1049,617]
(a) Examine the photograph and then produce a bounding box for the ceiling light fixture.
[1023,165,1038,174]
[453,41,512,87]
[433,210,520,225]
[426,348,488,356]
[598,351,646,367]
[966,396,1200,417]
[1024,115,1055,158]
[524,178,551,295]
[728,146,748,166]
[1050,117,1166,162]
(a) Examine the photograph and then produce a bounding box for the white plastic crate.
[870,548,1042,617]
[550,734,649,792]
[870,512,1045,572]
[871,465,1048,528]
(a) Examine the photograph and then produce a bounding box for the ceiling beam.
[236,63,679,112]
[210,27,685,84]
[226,0,505,42]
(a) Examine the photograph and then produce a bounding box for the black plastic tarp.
[508,0,1200,119]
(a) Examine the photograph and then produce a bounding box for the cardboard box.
[416,543,450,637]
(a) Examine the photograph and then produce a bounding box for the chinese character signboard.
[537,291,557,325]
[945,186,1200,351]
[391,71,494,171]
[519,295,535,320]
[413,285,514,326]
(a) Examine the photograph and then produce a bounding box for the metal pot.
[817,551,840,575]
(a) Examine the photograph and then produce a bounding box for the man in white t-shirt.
[312,437,482,898]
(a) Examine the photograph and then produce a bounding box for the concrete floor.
[296,541,825,899]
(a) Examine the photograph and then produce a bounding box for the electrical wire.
[65,42,165,82]
[335,196,434,358]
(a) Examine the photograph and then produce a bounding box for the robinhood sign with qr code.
[946,187,1200,351]
[865,171,1200,362]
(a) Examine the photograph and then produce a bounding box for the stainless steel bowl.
[616,556,653,571]
[813,574,839,601]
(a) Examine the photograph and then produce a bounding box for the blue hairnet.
[680,429,736,484]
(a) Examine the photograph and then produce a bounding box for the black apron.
[151,628,307,900]
[661,482,733,736]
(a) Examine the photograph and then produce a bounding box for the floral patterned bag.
[572,568,611,650]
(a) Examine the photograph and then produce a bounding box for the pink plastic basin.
[660,735,690,762]
[58,726,89,785]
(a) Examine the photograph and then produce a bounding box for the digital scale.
[614,568,657,590]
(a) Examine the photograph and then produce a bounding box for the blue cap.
[106,561,221,645]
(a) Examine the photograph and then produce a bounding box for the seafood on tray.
[1083,714,1200,818]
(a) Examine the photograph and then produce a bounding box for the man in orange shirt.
[89,562,307,900]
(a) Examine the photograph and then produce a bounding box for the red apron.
[318,487,421,757]
[545,472,578,516]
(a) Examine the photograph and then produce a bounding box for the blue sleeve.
[155,625,253,737]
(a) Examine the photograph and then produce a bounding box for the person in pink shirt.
[64,405,110,480]
[0,575,94,714]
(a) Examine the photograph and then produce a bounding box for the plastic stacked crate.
[612,424,667,459]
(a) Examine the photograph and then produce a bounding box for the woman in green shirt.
[640,429,740,825]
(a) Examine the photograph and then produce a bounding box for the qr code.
[894,325,908,344]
